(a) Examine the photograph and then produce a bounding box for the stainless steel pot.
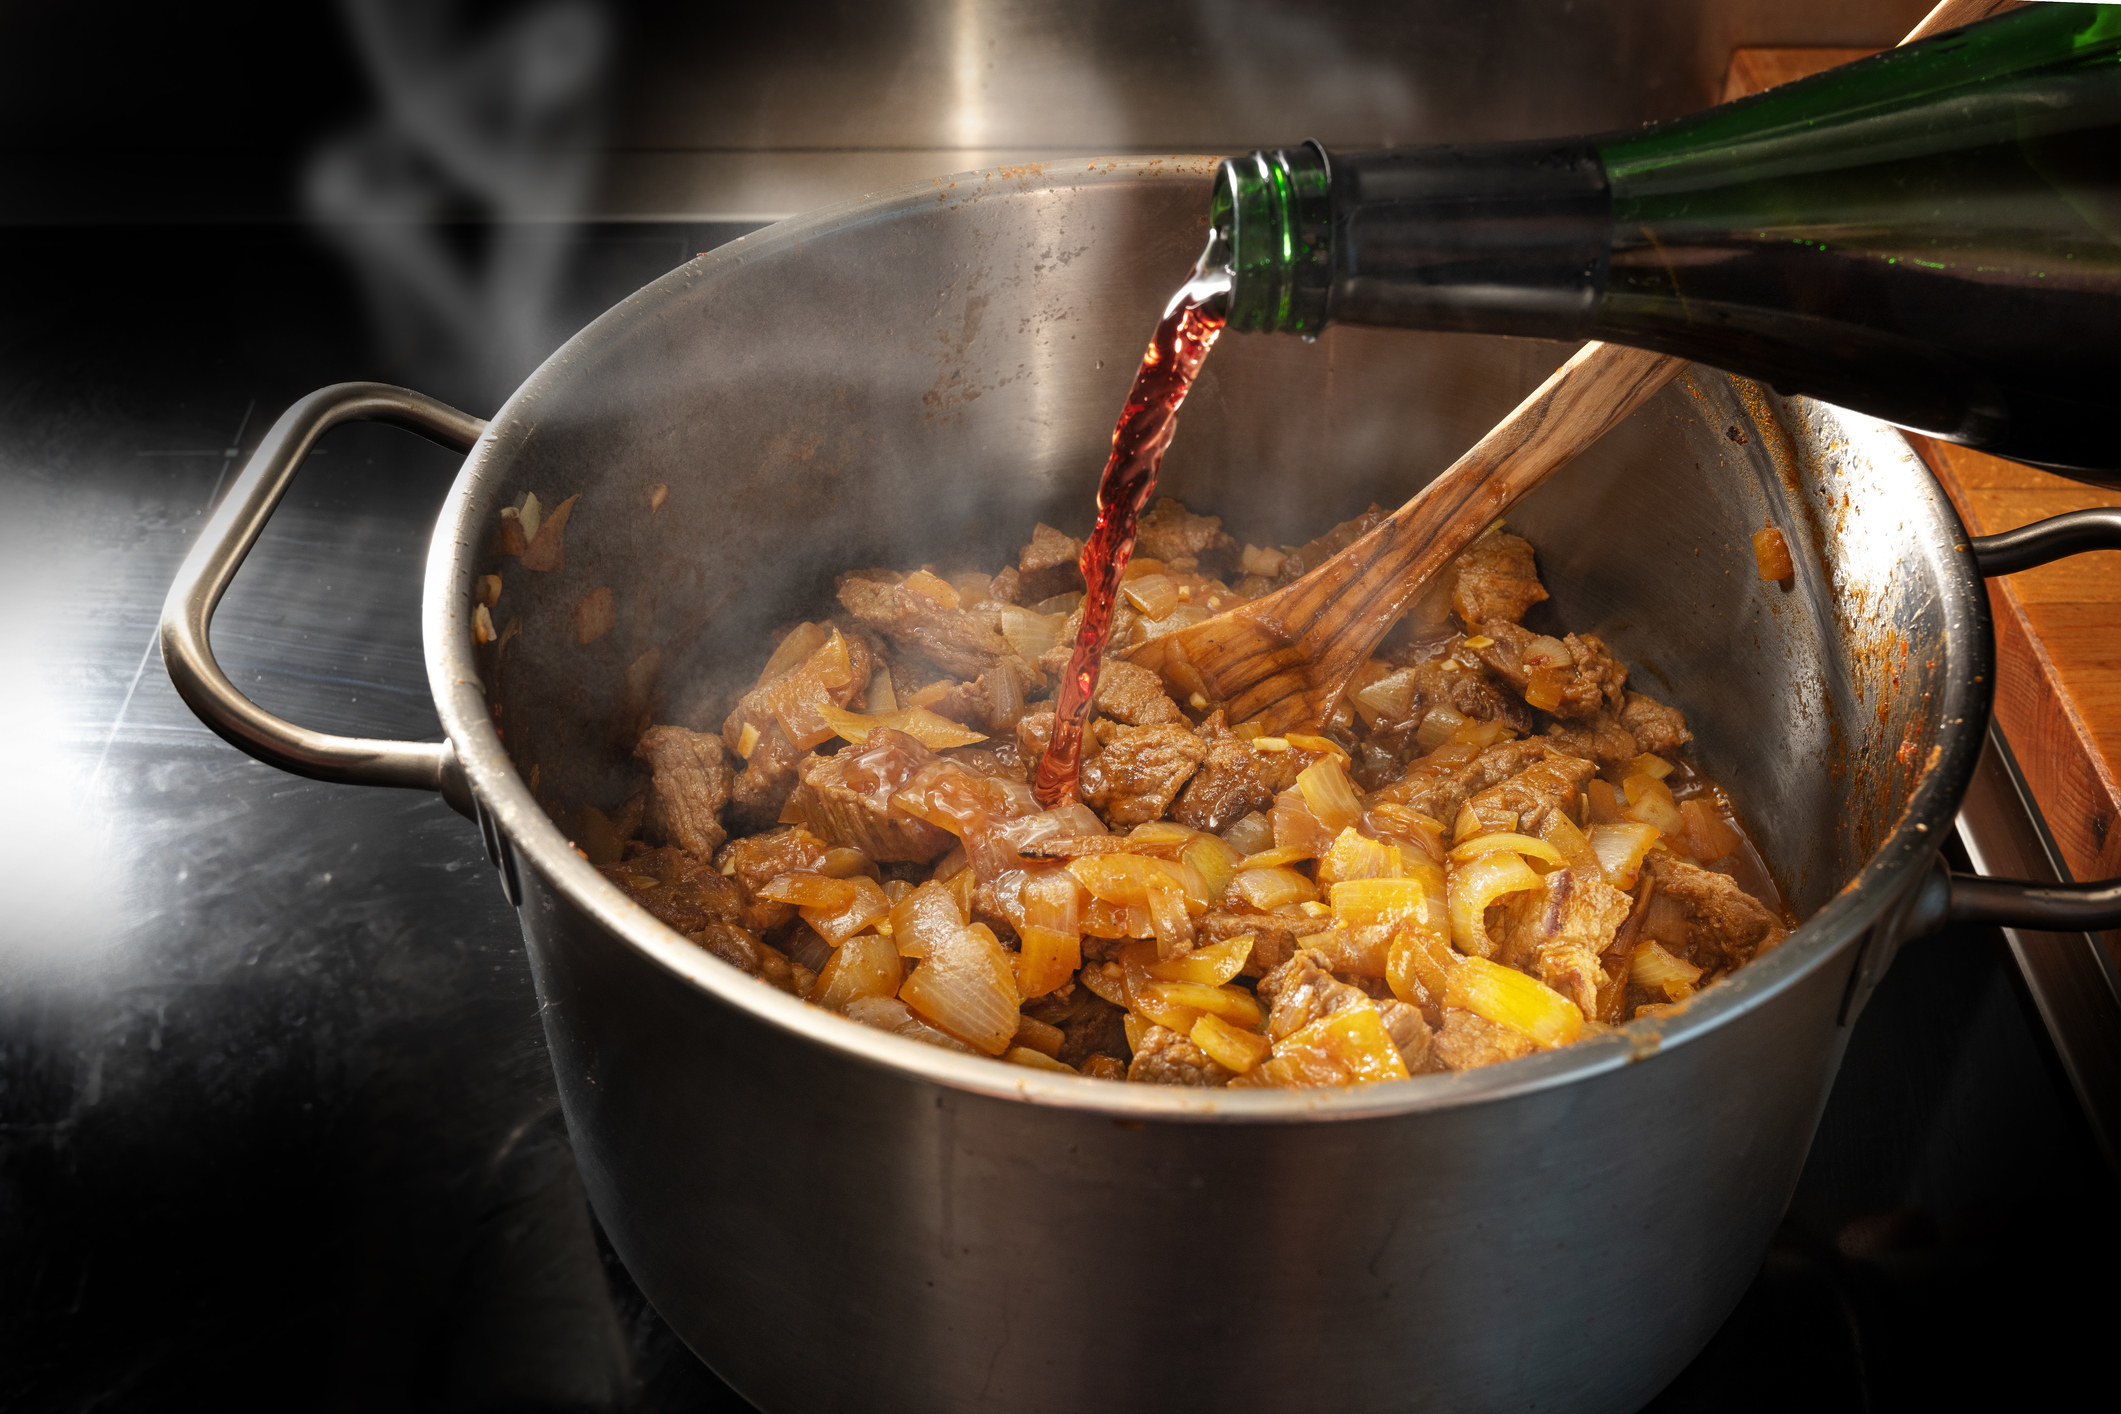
[161,158,2121,1412]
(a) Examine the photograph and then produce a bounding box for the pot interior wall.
[468,162,1963,926]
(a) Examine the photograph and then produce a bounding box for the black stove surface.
[2,223,2113,1413]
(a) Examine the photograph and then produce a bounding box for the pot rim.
[422,155,1995,1123]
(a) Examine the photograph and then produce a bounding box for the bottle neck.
[1213,140,1610,340]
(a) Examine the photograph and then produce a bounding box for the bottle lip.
[1212,141,1333,336]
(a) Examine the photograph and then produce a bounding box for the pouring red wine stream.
[1032,254,1230,806]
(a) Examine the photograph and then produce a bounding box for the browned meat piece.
[780,730,959,863]
[1544,716,1639,769]
[1431,1007,1538,1070]
[1020,985,1131,1069]
[1172,712,1274,833]
[1406,658,1538,732]
[1093,658,1186,726]
[634,724,733,859]
[1134,496,1238,574]
[1197,910,1335,977]
[1257,951,1374,1040]
[919,668,1038,735]
[1273,504,1387,586]
[1474,623,1627,722]
[1376,998,1432,1072]
[1080,723,1206,827]
[1492,866,1632,1014]
[1450,531,1547,627]
[1458,749,1599,835]
[689,919,765,976]
[1037,598,1140,678]
[1126,1024,1233,1086]
[1018,521,1085,601]
[984,565,1024,605]
[725,722,807,834]
[1371,737,1551,824]
[1620,691,1692,755]
[713,826,832,932]
[837,572,1040,687]
[719,624,880,832]
[600,846,747,935]
[1644,854,1786,967]
[1015,707,1056,762]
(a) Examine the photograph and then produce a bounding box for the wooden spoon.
[1132,0,2019,735]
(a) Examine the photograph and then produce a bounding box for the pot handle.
[1912,508,2121,932]
[160,382,486,817]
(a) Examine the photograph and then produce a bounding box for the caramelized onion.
[898,920,1021,1055]
[1446,954,1584,1048]
[1447,852,1541,957]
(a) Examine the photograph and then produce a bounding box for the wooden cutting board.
[1724,46,2121,885]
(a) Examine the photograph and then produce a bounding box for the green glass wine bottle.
[1211,4,2121,476]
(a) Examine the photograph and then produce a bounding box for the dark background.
[5,2,2114,1409]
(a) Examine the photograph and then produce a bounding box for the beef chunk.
[634,724,733,859]
[1644,854,1786,967]
[689,919,765,976]
[713,826,832,933]
[1093,658,1186,726]
[780,730,959,863]
[1475,623,1627,722]
[1493,866,1632,1014]
[1544,715,1639,769]
[1134,496,1238,574]
[720,624,880,833]
[725,722,807,834]
[1274,504,1386,586]
[1621,691,1692,756]
[1172,712,1274,833]
[1451,531,1548,627]
[1372,737,1552,825]
[1258,951,1374,1040]
[1126,1024,1233,1086]
[1377,999,1432,1072]
[1037,598,1140,678]
[837,572,1039,686]
[918,669,1038,736]
[1018,522,1085,601]
[1199,910,1336,978]
[1020,985,1131,1069]
[1080,723,1207,827]
[601,845,747,935]
[1408,658,1538,732]
[1458,748,1599,836]
[1431,1007,1538,1070]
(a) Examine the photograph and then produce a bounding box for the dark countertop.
[2,220,2114,1413]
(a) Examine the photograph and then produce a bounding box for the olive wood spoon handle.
[1131,341,1684,732]
[1133,0,2020,734]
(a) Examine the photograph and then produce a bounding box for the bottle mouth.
[1210,141,1333,336]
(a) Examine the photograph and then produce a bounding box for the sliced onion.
[842,995,975,1053]
[898,921,1021,1055]
[1620,773,1686,835]
[1447,852,1542,957]
[1148,934,1251,985]
[1351,665,1422,726]
[812,933,904,1011]
[819,702,985,749]
[1138,604,1209,640]
[995,604,1060,663]
[1220,811,1275,856]
[1448,832,1566,868]
[1228,866,1319,911]
[1121,572,1182,620]
[1316,828,1401,886]
[888,880,965,959]
[757,621,830,687]
[1414,704,1467,752]
[1629,940,1703,999]
[1588,821,1661,889]
[1445,954,1583,1048]
[1182,832,1242,905]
